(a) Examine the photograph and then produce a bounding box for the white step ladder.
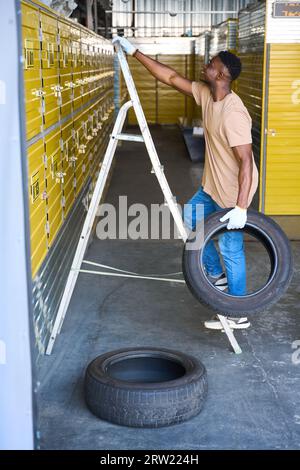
[46,42,242,356]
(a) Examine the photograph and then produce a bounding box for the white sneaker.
[207,272,228,292]
[204,316,250,330]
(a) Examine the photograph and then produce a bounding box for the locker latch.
[32,89,46,97]
[265,128,276,137]
[65,81,76,89]
[69,156,78,165]
[55,172,66,184]
[51,85,63,97]
[78,144,87,154]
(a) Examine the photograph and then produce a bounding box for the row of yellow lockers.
[22,0,115,277]
[28,91,114,278]
[22,0,114,140]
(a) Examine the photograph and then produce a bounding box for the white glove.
[112,36,137,56]
[220,206,247,230]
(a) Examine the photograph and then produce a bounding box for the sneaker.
[207,272,228,291]
[204,316,250,330]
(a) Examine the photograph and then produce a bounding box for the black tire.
[84,347,208,428]
[183,209,294,317]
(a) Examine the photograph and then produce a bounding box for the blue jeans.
[183,187,246,296]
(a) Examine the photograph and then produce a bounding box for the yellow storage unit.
[28,139,47,278]
[40,9,61,129]
[89,38,98,102]
[73,110,87,195]
[81,29,91,104]
[45,126,64,247]
[70,23,82,112]
[61,118,76,218]
[157,55,186,124]
[260,1,300,215]
[22,2,43,141]
[58,18,73,119]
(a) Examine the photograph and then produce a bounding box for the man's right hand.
[112,36,137,56]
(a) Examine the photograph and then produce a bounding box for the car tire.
[182,209,293,317]
[84,347,208,428]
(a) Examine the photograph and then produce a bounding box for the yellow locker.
[90,37,99,101]
[81,30,92,104]
[40,10,61,129]
[85,107,96,154]
[45,127,64,246]
[73,111,87,194]
[27,139,47,277]
[262,44,300,215]
[80,108,93,178]
[89,102,100,139]
[73,110,86,156]
[127,56,157,124]
[22,1,43,140]
[88,138,99,177]
[95,42,104,96]
[158,55,186,124]
[61,118,76,217]
[94,102,102,135]
[70,23,82,111]
[58,18,73,119]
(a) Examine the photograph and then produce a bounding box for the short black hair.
[218,50,242,81]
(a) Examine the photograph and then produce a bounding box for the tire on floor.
[84,347,208,428]
[182,209,293,317]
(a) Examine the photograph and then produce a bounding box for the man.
[113,36,259,331]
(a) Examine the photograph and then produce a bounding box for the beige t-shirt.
[191,81,259,208]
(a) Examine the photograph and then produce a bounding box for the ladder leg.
[217,314,242,354]
[46,101,133,355]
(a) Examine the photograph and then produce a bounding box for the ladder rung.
[114,133,144,142]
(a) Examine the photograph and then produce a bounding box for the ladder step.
[114,133,144,142]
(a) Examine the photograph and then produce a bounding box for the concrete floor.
[38,125,300,450]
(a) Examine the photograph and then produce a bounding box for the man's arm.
[232,143,253,209]
[220,143,253,229]
[133,50,193,97]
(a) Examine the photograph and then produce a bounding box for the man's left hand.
[220,206,247,230]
